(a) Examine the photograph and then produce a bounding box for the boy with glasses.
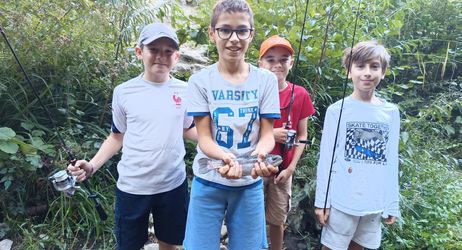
[258,35,315,250]
[183,0,280,249]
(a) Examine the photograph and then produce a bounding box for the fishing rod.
[284,0,311,148]
[0,25,107,221]
[322,0,363,216]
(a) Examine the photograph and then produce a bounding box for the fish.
[353,129,385,142]
[197,154,283,176]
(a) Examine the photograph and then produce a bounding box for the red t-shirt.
[270,82,315,170]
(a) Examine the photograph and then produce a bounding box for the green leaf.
[409,80,423,85]
[11,138,37,155]
[398,84,411,89]
[401,131,409,144]
[455,116,462,124]
[4,180,12,190]
[443,125,455,136]
[20,122,35,131]
[0,141,19,154]
[25,155,41,168]
[0,127,16,140]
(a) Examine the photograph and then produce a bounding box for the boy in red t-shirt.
[258,35,315,250]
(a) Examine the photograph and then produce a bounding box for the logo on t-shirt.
[173,93,182,108]
[344,122,389,165]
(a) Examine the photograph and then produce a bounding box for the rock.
[0,239,13,250]
[220,224,228,237]
[143,242,159,250]
[297,242,307,249]
[173,62,206,75]
[173,42,209,75]
[148,213,155,235]
[148,226,155,235]
[0,223,9,239]
[180,43,209,64]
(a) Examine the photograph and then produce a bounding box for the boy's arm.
[254,117,276,155]
[194,115,228,159]
[183,109,197,141]
[194,115,242,179]
[183,126,198,142]
[67,132,124,181]
[251,117,279,178]
[274,117,308,184]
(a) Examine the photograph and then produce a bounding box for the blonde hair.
[210,0,254,29]
[342,41,390,72]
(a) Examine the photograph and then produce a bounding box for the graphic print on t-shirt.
[212,106,258,149]
[345,122,389,165]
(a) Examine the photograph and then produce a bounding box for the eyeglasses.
[215,28,254,40]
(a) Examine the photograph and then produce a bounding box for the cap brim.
[259,44,294,59]
[141,35,179,49]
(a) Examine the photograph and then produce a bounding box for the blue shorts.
[115,178,189,250]
[183,177,267,250]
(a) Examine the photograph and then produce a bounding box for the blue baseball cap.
[137,23,179,49]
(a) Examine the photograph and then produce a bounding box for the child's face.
[209,11,253,64]
[135,37,180,81]
[258,47,294,84]
[349,59,385,94]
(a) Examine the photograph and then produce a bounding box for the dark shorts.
[115,178,189,250]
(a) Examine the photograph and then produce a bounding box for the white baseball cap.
[137,23,179,49]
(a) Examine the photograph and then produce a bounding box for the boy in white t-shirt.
[68,23,196,250]
[315,41,400,250]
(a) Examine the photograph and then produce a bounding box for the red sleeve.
[298,86,315,119]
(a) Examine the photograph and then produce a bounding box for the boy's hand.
[250,152,279,179]
[218,153,243,179]
[315,208,330,226]
[67,160,93,182]
[274,168,294,184]
[384,215,396,225]
[273,127,288,144]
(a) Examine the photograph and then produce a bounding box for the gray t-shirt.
[112,75,193,195]
[187,63,280,187]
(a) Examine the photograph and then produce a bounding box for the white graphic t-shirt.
[315,96,400,218]
[187,63,280,187]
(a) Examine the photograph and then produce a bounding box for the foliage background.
[0,0,461,249]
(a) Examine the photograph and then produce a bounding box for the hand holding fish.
[198,153,282,179]
[217,153,243,179]
[250,152,279,179]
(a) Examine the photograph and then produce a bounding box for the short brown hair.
[210,0,254,29]
[342,41,390,72]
